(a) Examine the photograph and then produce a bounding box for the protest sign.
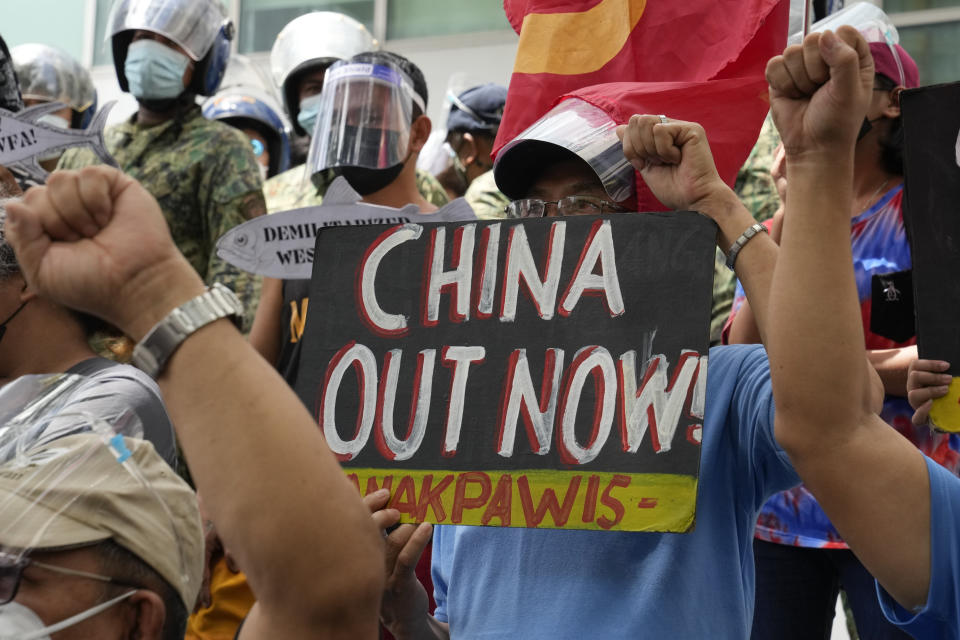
[217,176,476,279]
[0,101,116,181]
[294,213,716,531]
[902,82,960,432]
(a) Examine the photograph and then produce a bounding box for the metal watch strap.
[132,283,244,379]
[725,222,769,270]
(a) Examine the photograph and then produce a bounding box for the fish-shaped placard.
[217,176,478,279]
[0,101,118,182]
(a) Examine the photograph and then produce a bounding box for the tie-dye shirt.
[728,184,960,547]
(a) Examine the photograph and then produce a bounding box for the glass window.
[885,0,960,12]
[93,0,116,67]
[386,0,510,40]
[238,0,375,54]
[898,20,960,85]
[5,0,87,63]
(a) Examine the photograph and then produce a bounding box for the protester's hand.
[766,27,874,160]
[364,490,434,636]
[907,358,953,426]
[771,143,787,204]
[5,166,204,341]
[617,115,731,213]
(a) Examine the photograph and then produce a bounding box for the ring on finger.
[658,114,668,125]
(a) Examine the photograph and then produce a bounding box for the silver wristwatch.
[132,283,244,379]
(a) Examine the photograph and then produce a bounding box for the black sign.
[294,214,716,531]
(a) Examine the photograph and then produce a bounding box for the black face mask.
[857,117,883,142]
[0,299,27,345]
[338,163,405,195]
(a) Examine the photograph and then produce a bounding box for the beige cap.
[0,433,202,609]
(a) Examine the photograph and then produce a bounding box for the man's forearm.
[140,268,383,635]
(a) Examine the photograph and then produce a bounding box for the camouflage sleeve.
[465,170,510,220]
[732,114,782,223]
[202,129,267,332]
[56,146,101,170]
[415,169,450,208]
[710,113,781,344]
[206,191,265,332]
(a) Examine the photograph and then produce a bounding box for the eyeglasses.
[504,195,629,219]
[0,550,141,604]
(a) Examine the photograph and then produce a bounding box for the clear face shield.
[307,60,424,175]
[790,2,906,86]
[494,98,636,203]
[109,0,228,61]
[0,375,201,638]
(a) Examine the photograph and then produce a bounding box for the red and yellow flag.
[495,0,790,204]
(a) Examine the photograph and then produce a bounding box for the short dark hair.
[875,74,904,176]
[93,539,188,640]
[352,50,428,119]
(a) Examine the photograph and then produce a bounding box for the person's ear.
[459,132,479,165]
[18,278,39,303]
[0,166,22,198]
[882,87,903,119]
[125,589,166,640]
[408,115,432,153]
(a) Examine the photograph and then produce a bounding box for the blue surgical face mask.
[124,39,190,100]
[297,93,324,137]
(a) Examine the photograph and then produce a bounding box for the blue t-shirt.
[878,456,960,639]
[431,344,799,638]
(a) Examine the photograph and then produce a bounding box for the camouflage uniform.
[709,113,782,344]
[59,105,265,331]
[264,163,449,213]
[464,169,510,220]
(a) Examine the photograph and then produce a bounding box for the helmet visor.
[109,0,228,61]
[307,60,422,173]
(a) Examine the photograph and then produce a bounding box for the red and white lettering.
[557,346,617,465]
[441,345,486,456]
[558,220,624,317]
[618,349,701,453]
[356,224,422,337]
[496,348,565,457]
[320,342,378,461]
[473,223,501,319]
[374,349,436,460]
[499,221,566,321]
[424,224,476,326]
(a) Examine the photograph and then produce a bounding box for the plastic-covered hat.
[269,12,378,135]
[446,84,507,134]
[203,90,292,177]
[0,374,202,610]
[11,44,97,128]
[0,34,23,113]
[494,97,635,202]
[869,42,919,88]
[108,0,234,96]
[791,2,917,88]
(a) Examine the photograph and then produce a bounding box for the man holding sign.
[363,94,795,636]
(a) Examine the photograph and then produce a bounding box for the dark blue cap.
[446,83,507,134]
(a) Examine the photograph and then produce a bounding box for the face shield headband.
[307,61,425,176]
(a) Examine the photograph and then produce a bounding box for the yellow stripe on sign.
[514,0,648,75]
[346,467,697,532]
[929,377,960,433]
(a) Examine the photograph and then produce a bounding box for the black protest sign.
[295,214,716,531]
[902,82,960,431]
